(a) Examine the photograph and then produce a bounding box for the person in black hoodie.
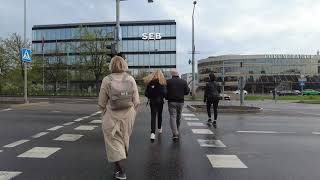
[144,70,167,141]
[204,72,221,127]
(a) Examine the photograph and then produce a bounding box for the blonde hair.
[143,69,167,85]
[109,56,128,73]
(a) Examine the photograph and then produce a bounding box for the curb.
[11,102,50,108]
[187,105,263,114]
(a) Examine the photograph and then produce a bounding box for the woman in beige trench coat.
[98,56,140,180]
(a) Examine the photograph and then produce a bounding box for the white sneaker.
[150,133,156,140]
[158,128,162,134]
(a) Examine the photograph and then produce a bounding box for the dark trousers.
[150,102,163,133]
[206,99,219,120]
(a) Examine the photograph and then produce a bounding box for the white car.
[220,94,231,101]
[234,90,248,95]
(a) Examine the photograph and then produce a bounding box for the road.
[0,100,320,180]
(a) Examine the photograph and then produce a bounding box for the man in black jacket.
[166,70,190,140]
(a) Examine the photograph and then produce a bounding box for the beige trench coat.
[98,72,140,162]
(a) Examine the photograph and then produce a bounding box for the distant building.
[181,73,198,87]
[32,20,176,91]
[198,54,320,93]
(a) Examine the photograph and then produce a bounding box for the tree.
[2,33,30,82]
[78,28,112,92]
[46,42,67,93]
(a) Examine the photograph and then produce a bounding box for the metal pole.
[192,1,197,100]
[116,0,121,53]
[222,60,225,95]
[42,48,45,92]
[24,0,28,103]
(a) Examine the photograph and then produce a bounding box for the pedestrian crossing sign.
[21,48,32,63]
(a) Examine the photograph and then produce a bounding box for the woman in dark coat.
[144,70,167,141]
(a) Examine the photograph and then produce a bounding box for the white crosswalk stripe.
[47,126,64,131]
[207,155,248,168]
[312,132,320,135]
[32,132,49,139]
[191,129,214,135]
[0,150,3,153]
[187,122,205,127]
[3,140,30,148]
[197,139,226,148]
[0,108,12,112]
[82,116,90,119]
[75,125,98,131]
[63,122,75,126]
[54,134,83,142]
[18,147,61,158]
[182,113,195,117]
[90,120,102,124]
[74,118,84,122]
[184,117,199,121]
[0,171,22,180]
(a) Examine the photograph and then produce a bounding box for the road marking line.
[184,117,199,121]
[54,134,83,142]
[32,132,49,139]
[51,110,61,113]
[90,120,102,124]
[0,171,22,179]
[237,131,296,134]
[47,126,64,131]
[4,140,30,148]
[312,132,320,135]
[17,147,61,158]
[182,113,195,117]
[207,155,248,168]
[197,139,226,148]
[191,129,214,135]
[187,122,205,127]
[74,118,84,122]
[63,122,75,126]
[0,150,3,153]
[0,108,12,112]
[75,125,98,131]
[90,111,102,116]
[82,116,90,119]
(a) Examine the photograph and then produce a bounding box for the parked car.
[234,90,248,95]
[277,90,301,96]
[303,89,320,95]
[220,94,231,101]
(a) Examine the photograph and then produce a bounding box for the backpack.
[206,81,220,99]
[108,73,134,110]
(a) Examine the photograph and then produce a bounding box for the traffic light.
[107,43,117,57]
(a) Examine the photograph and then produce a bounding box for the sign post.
[22,48,32,103]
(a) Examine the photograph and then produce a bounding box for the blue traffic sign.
[21,48,32,63]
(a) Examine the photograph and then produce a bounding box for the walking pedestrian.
[144,70,167,141]
[166,70,190,140]
[204,72,221,127]
[98,56,140,180]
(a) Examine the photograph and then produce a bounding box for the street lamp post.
[24,0,28,103]
[192,1,197,100]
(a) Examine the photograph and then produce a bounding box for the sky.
[1,0,320,74]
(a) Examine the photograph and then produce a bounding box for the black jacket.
[166,76,190,103]
[204,81,221,102]
[145,80,167,104]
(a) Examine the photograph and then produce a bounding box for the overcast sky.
[1,0,320,73]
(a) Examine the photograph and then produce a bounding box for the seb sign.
[142,33,162,40]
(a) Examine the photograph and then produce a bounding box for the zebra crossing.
[0,111,102,180]
[183,112,248,169]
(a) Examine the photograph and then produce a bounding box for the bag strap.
[122,73,128,81]
[108,75,113,81]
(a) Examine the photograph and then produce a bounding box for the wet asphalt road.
[0,101,320,180]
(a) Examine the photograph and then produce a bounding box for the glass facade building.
[198,55,320,92]
[32,20,176,92]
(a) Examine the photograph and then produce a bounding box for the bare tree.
[46,42,67,93]
[78,28,112,92]
[2,33,30,81]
